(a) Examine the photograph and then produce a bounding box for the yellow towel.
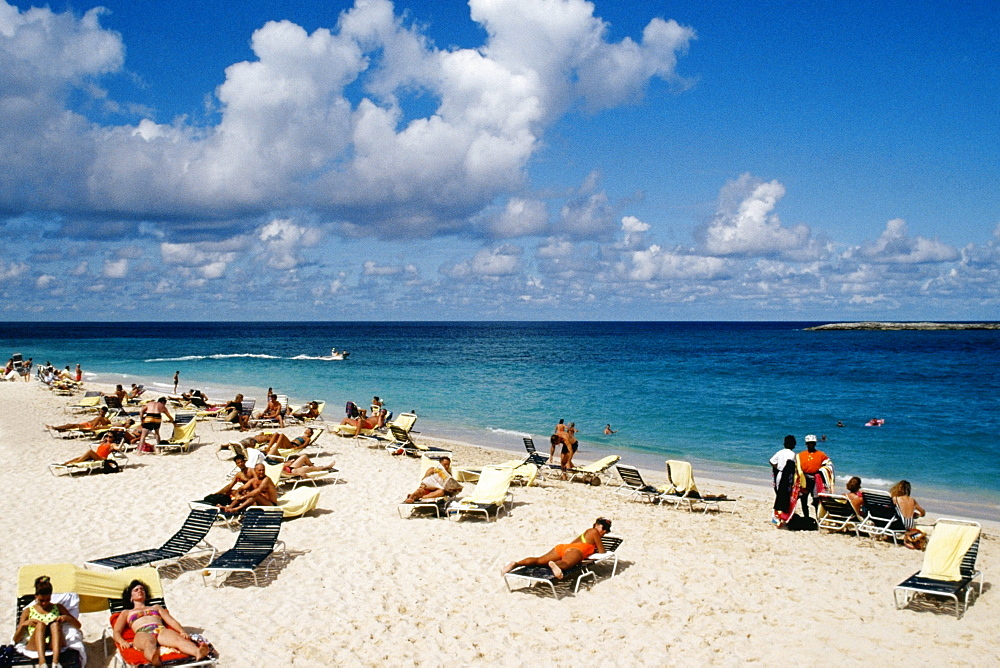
[918,523,979,581]
[276,487,320,518]
[665,460,699,495]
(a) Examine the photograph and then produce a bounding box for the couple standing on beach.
[550,418,579,473]
[770,434,833,528]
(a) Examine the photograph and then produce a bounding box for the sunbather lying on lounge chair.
[261,428,315,457]
[112,580,212,665]
[292,401,321,420]
[47,407,111,432]
[501,517,611,579]
[338,409,379,437]
[282,453,336,478]
[403,457,462,503]
[61,432,122,466]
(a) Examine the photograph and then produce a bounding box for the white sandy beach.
[2,379,997,666]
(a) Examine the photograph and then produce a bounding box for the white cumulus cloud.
[699,173,811,257]
[851,218,958,264]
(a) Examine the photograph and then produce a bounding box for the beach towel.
[918,523,980,581]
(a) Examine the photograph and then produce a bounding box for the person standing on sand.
[138,397,173,452]
[770,435,797,525]
[173,371,179,394]
[74,363,82,382]
[551,419,568,463]
[796,435,832,519]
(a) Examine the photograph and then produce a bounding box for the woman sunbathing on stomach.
[501,517,611,579]
[112,580,211,666]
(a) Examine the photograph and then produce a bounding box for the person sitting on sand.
[112,580,212,666]
[220,463,278,513]
[282,453,336,478]
[502,517,611,579]
[845,476,865,515]
[61,432,121,466]
[339,409,378,437]
[14,575,81,666]
[403,457,461,503]
[47,406,111,432]
[890,480,927,549]
[262,428,315,457]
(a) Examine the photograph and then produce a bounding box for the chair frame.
[816,493,862,536]
[201,507,286,586]
[613,465,662,502]
[893,519,984,619]
[85,507,218,572]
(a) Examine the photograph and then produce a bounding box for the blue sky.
[1,0,998,320]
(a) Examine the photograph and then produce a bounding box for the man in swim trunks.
[220,462,278,513]
[137,397,173,453]
[501,517,611,579]
[47,406,111,432]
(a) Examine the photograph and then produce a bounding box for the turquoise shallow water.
[4,321,998,516]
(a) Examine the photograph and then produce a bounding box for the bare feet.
[548,561,564,579]
[195,645,211,660]
[501,562,516,574]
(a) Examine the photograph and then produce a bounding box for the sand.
[2,379,997,666]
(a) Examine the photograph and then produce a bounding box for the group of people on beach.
[769,433,927,548]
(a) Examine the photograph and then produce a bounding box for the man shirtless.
[47,407,111,432]
[137,397,174,452]
[221,463,277,513]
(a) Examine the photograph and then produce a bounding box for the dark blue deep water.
[3,321,998,513]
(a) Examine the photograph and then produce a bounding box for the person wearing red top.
[796,434,830,518]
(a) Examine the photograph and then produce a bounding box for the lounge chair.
[567,455,621,486]
[503,534,625,599]
[249,394,289,429]
[453,460,539,487]
[154,413,199,454]
[858,489,907,544]
[385,424,451,457]
[104,577,218,667]
[48,450,128,477]
[613,465,663,502]
[816,493,863,536]
[398,456,462,518]
[217,399,255,430]
[103,395,128,418]
[521,437,558,476]
[85,507,218,571]
[894,519,983,618]
[13,590,85,667]
[662,460,738,513]
[64,391,103,414]
[202,507,286,586]
[288,400,326,424]
[447,466,516,522]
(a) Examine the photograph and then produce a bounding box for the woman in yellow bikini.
[501,518,611,579]
[14,575,80,667]
[111,580,211,665]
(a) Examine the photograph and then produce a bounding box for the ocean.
[3,321,998,517]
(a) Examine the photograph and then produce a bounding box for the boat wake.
[144,353,341,363]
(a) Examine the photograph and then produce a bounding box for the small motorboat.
[330,348,350,360]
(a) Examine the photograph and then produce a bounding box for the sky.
[1,0,998,321]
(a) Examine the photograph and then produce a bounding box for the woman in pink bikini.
[111,580,211,665]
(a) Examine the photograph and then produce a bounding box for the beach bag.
[102,458,122,474]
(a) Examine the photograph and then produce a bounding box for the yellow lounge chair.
[446,466,516,522]
[662,460,738,513]
[894,519,983,618]
[567,455,621,486]
[154,414,199,454]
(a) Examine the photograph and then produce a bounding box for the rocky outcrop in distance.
[805,322,1000,331]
